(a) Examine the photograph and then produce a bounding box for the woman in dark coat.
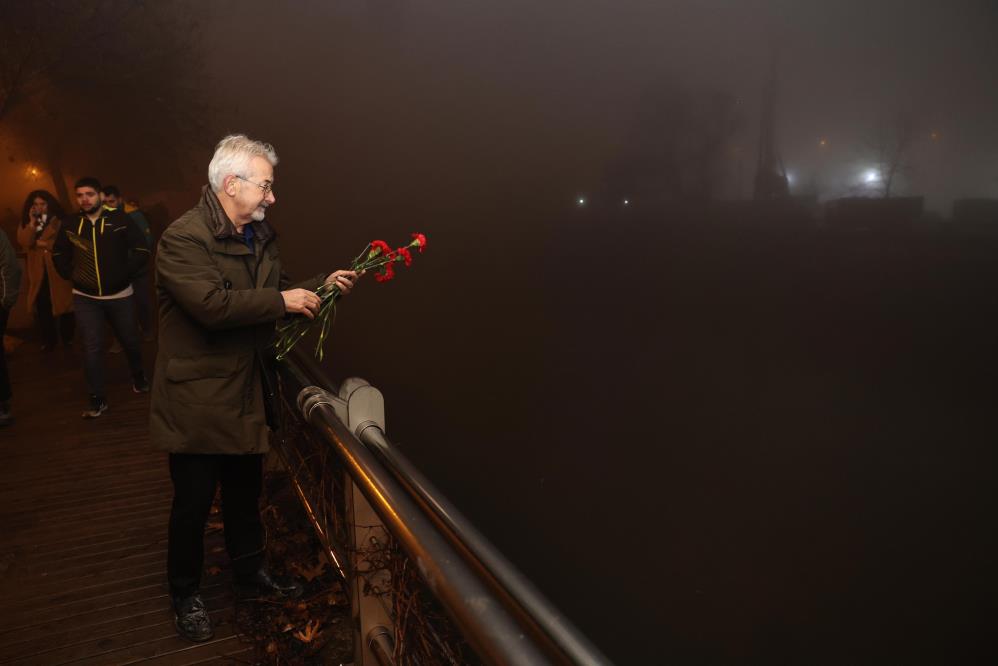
[17,190,75,350]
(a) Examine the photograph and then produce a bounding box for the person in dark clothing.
[151,134,359,642]
[102,186,155,345]
[16,190,75,350]
[53,177,151,418]
[0,227,22,425]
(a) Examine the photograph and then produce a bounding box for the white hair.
[207,134,279,192]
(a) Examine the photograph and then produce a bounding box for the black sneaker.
[234,568,304,600]
[132,372,150,393]
[82,396,108,418]
[173,592,214,642]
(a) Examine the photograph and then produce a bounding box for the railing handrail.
[278,349,614,666]
[359,426,613,666]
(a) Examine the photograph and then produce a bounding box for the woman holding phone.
[17,190,75,350]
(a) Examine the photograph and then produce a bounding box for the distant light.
[864,169,880,184]
[623,199,630,205]
[25,164,41,178]
[786,172,795,185]
[577,197,586,206]
[930,131,940,141]
[818,138,828,147]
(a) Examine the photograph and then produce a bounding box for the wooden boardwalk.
[0,340,254,665]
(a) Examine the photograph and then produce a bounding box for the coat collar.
[201,185,276,245]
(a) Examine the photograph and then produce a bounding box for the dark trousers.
[73,294,142,398]
[167,453,266,599]
[0,306,10,402]
[131,272,154,335]
[35,271,75,347]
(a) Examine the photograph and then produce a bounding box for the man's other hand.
[281,288,320,319]
[324,270,361,295]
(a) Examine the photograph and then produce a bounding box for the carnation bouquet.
[274,233,427,361]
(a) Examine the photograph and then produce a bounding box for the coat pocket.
[164,354,248,405]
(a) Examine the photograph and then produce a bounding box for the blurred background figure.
[17,190,75,351]
[0,225,22,425]
[102,186,155,343]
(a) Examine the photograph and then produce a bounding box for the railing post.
[340,379,395,666]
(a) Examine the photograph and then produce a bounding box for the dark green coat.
[150,186,323,454]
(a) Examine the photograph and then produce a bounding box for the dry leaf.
[292,560,327,582]
[293,620,321,643]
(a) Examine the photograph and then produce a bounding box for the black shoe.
[82,395,108,419]
[173,592,214,642]
[132,372,150,393]
[234,568,303,600]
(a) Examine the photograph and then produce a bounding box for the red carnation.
[396,246,413,267]
[411,233,427,253]
[370,240,392,258]
[375,261,396,283]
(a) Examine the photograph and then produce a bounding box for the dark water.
[305,210,998,664]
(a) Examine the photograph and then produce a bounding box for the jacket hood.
[201,185,276,244]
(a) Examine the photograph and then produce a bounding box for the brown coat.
[149,186,324,455]
[16,218,74,315]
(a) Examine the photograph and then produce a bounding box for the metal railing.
[275,349,614,666]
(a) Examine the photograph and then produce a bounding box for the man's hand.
[325,270,361,295]
[281,288,321,319]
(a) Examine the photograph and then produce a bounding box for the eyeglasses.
[235,175,274,196]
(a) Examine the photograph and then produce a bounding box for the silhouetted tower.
[753,52,789,201]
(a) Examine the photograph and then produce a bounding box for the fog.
[2,1,998,663]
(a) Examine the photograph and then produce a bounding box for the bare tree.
[866,111,916,198]
[605,82,744,204]
[0,0,212,205]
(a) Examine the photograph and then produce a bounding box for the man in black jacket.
[54,176,151,417]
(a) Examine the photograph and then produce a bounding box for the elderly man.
[152,134,359,642]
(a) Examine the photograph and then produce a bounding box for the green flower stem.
[274,246,411,361]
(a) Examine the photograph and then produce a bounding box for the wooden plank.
[0,585,232,651]
[0,344,255,665]
[3,608,237,666]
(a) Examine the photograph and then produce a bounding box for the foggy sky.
[194,0,998,232]
[4,1,997,223]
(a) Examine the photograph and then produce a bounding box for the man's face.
[76,187,101,215]
[31,197,48,218]
[231,156,276,223]
[103,193,120,209]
